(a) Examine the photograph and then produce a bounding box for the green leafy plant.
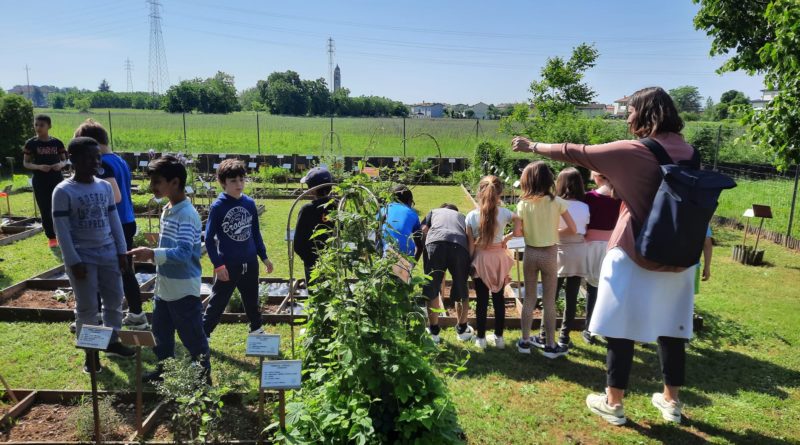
[259,165,292,184]
[71,395,126,442]
[277,175,464,444]
[226,288,244,313]
[155,357,231,444]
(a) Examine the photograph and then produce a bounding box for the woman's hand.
[512,136,535,153]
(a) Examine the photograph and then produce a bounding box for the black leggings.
[473,278,505,339]
[122,222,142,314]
[540,276,581,343]
[32,173,63,240]
[585,284,598,330]
[606,336,686,390]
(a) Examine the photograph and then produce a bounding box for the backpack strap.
[639,137,674,165]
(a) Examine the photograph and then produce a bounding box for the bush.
[0,94,34,166]
[72,396,126,442]
[258,165,291,183]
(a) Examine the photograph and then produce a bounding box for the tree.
[668,85,702,113]
[703,96,716,120]
[715,89,751,120]
[0,94,34,165]
[464,109,475,119]
[163,72,239,114]
[694,0,800,168]
[238,87,265,111]
[74,97,91,112]
[529,43,599,116]
[50,93,66,109]
[165,80,201,113]
[303,78,331,115]
[98,79,111,92]
[257,71,308,116]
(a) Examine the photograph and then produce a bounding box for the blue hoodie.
[205,193,267,268]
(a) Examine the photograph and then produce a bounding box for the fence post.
[256,112,261,155]
[330,114,334,151]
[107,110,114,150]
[475,118,479,139]
[402,117,407,158]
[182,112,187,152]
[787,164,800,245]
[713,125,721,171]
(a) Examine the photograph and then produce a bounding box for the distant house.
[470,102,490,119]
[613,95,631,116]
[410,102,445,118]
[576,103,608,118]
[751,89,779,111]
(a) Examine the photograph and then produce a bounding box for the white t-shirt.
[466,207,514,244]
[559,199,590,235]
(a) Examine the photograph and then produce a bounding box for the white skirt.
[585,241,608,287]
[588,248,695,343]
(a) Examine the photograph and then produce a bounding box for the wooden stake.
[258,356,265,442]
[0,373,17,403]
[89,351,101,445]
[135,347,143,437]
[279,389,286,431]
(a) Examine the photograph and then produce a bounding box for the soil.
[147,403,262,442]
[0,402,138,442]
[0,289,75,309]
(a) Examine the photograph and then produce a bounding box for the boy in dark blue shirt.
[203,159,273,337]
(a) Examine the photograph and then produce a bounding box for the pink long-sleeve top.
[534,132,694,272]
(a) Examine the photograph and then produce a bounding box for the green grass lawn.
[1,226,799,444]
[716,176,800,239]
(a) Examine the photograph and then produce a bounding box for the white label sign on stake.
[76,325,114,350]
[213,163,220,169]
[261,360,302,390]
[393,157,400,162]
[277,155,284,159]
[248,162,257,169]
[306,155,314,160]
[138,161,149,167]
[219,154,227,159]
[246,334,280,357]
[449,158,456,164]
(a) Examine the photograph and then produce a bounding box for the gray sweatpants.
[67,252,124,343]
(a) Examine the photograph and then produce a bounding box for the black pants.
[540,276,581,343]
[122,222,142,314]
[606,336,686,390]
[203,260,262,336]
[585,284,598,330]
[32,173,63,239]
[474,278,505,339]
[423,242,470,302]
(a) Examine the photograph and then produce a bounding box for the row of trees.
[164,72,239,114]
[668,85,754,122]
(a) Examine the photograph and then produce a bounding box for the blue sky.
[0,0,765,105]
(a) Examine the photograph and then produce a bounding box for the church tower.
[334,64,341,92]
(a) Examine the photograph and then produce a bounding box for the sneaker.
[586,393,626,426]
[49,244,62,260]
[540,344,569,359]
[250,327,265,334]
[517,339,532,354]
[651,393,683,423]
[488,334,505,349]
[456,325,475,342]
[581,330,595,345]
[143,369,163,384]
[474,337,487,349]
[426,327,441,344]
[558,338,572,349]
[82,351,103,374]
[105,341,136,359]
[69,321,77,334]
[530,335,547,350]
[122,312,150,330]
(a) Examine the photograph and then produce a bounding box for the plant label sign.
[261,360,302,390]
[248,162,257,169]
[449,158,456,164]
[246,333,280,357]
[76,325,113,350]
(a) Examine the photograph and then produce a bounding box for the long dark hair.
[476,175,503,247]
[519,161,555,201]
[628,87,684,138]
[555,168,585,201]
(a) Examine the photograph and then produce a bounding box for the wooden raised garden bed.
[0,218,43,246]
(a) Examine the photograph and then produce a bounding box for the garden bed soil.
[0,289,74,309]
[0,401,140,442]
[145,403,262,443]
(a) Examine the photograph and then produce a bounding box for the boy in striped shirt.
[129,155,210,383]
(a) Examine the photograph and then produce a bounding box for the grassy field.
[34,108,506,158]
[1,225,799,444]
[716,176,800,239]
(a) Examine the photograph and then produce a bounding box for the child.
[52,137,134,373]
[539,168,590,349]
[582,171,621,345]
[516,161,576,358]
[294,166,334,284]
[73,119,147,329]
[421,203,471,343]
[129,155,209,383]
[465,176,521,349]
[23,114,67,256]
[203,159,274,338]
[381,185,423,259]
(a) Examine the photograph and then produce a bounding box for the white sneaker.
[69,321,77,334]
[426,327,441,344]
[474,337,487,349]
[586,392,626,426]
[488,334,505,349]
[651,393,683,423]
[122,312,150,330]
[250,327,265,334]
[456,325,474,342]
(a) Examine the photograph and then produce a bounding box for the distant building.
[751,89,778,111]
[470,102,490,119]
[576,103,609,118]
[409,102,445,118]
[333,65,341,92]
[613,95,632,116]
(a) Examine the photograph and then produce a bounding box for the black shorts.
[423,242,470,302]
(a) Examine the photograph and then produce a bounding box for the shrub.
[0,94,34,166]
[72,396,126,442]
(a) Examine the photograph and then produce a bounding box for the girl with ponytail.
[465,175,521,349]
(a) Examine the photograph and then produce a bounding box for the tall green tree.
[98,79,111,92]
[302,78,331,115]
[529,43,599,116]
[716,89,751,120]
[257,70,308,116]
[694,0,800,168]
[0,94,34,165]
[668,85,703,113]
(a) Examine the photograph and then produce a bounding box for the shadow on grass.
[627,417,794,445]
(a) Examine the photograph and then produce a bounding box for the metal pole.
[475,118,479,139]
[107,110,114,150]
[136,347,143,437]
[256,112,261,156]
[89,352,101,445]
[787,164,800,245]
[182,112,187,152]
[713,125,721,171]
[403,117,407,158]
[258,356,265,443]
[330,115,334,152]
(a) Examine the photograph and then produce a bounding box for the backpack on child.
[636,137,736,267]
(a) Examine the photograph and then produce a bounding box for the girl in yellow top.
[516,161,576,358]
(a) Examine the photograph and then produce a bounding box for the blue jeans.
[152,295,210,370]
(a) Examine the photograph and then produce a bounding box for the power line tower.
[147,0,169,94]
[24,65,31,100]
[327,37,335,92]
[125,58,134,92]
